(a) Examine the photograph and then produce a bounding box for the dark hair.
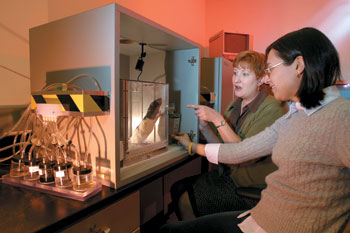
[266,27,341,109]
[233,50,266,79]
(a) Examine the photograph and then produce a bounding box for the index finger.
[187,104,201,109]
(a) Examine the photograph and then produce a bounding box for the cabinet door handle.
[89,224,110,233]
[89,224,97,232]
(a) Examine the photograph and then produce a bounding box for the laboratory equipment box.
[29,3,200,189]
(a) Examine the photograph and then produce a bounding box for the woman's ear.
[258,74,269,86]
[295,56,305,76]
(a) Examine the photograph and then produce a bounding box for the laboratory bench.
[0,154,203,233]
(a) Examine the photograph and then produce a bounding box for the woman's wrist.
[213,116,225,126]
[215,119,226,128]
[192,143,197,154]
[188,142,195,155]
[196,143,206,157]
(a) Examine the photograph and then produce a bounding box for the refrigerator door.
[200,57,233,114]
[216,57,234,114]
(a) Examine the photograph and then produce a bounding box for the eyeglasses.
[265,61,285,75]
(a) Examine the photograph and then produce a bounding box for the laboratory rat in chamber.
[130,98,162,143]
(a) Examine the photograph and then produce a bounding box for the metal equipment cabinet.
[61,192,140,233]
[29,3,200,190]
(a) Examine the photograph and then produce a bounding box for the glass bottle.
[39,159,55,184]
[54,163,72,188]
[72,165,95,191]
[10,154,26,178]
[23,158,40,181]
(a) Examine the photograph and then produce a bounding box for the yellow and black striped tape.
[31,92,109,114]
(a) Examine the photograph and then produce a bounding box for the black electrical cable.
[137,70,143,81]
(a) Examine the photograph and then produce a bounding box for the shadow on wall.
[0,107,27,134]
[0,22,29,44]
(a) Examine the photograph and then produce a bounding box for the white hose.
[67,73,102,91]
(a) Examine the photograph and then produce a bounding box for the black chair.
[235,186,264,200]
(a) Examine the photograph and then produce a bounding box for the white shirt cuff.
[205,143,220,164]
[238,214,267,233]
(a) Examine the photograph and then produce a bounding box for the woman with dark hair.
[160,27,350,233]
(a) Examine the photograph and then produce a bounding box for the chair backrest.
[235,187,264,200]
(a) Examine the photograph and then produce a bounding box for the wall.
[0,1,49,133]
[0,0,348,114]
[0,0,205,106]
[0,0,48,106]
[205,0,350,81]
[47,0,206,47]
[0,0,205,132]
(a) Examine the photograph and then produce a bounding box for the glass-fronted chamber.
[121,80,168,166]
